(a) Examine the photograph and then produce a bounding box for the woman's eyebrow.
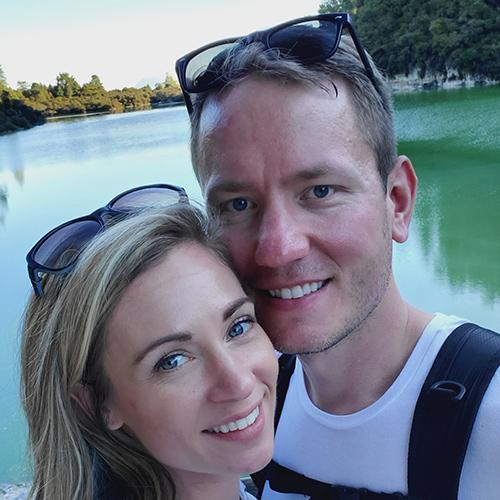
[133,332,192,365]
[223,297,252,321]
[133,298,251,365]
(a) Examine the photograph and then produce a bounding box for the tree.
[320,0,500,80]
[17,81,29,92]
[319,0,363,14]
[0,65,7,89]
[0,91,45,134]
[81,74,105,95]
[52,73,81,98]
[23,83,55,114]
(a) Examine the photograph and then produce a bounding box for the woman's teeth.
[209,406,259,434]
[268,280,325,299]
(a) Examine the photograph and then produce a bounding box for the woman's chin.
[238,441,274,475]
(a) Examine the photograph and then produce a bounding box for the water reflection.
[0,184,7,225]
[396,85,500,304]
[408,140,500,303]
[0,108,189,174]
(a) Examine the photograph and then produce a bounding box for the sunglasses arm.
[28,267,44,296]
[344,23,379,92]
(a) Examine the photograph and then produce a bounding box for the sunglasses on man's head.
[26,184,188,296]
[175,13,378,114]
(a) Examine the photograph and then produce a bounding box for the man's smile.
[266,280,329,299]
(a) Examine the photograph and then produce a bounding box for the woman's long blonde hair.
[21,204,228,500]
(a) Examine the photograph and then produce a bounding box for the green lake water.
[0,86,499,482]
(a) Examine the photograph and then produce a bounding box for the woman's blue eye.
[231,198,249,211]
[156,353,188,371]
[312,185,332,198]
[228,318,253,339]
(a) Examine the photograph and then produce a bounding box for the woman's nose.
[206,352,255,404]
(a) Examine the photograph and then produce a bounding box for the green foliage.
[0,91,46,134]
[0,65,7,90]
[17,81,29,92]
[51,73,82,98]
[0,69,183,134]
[151,73,183,107]
[319,0,362,14]
[109,86,152,111]
[319,0,500,80]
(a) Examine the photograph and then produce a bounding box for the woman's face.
[103,243,277,482]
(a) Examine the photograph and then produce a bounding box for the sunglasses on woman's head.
[175,13,378,113]
[26,184,188,296]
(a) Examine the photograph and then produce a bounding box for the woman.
[21,184,278,500]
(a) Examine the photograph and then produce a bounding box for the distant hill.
[134,76,164,88]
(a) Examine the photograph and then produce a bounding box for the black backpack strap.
[266,459,418,500]
[408,322,500,500]
[251,353,296,496]
[274,354,297,427]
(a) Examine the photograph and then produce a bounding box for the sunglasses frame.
[175,13,377,113]
[27,183,188,296]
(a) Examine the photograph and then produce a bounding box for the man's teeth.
[209,406,259,434]
[268,280,325,299]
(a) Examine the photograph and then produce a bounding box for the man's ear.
[386,155,418,243]
[71,383,124,430]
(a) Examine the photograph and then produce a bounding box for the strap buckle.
[429,380,466,402]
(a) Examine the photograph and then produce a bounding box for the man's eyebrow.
[133,332,192,366]
[205,165,339,202]
[223,297,252,321]
[287,166,336,182]
[205,179,249,203]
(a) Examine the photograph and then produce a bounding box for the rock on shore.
[0,485,29,500]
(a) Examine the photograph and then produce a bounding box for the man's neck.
[299,282,433,415]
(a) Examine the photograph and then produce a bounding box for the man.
[175,14,500,499]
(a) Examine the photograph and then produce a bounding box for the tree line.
[319,0,500,81]
[0,68,183,135]
[3,0,500,134]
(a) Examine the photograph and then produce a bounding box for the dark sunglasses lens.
[34,220,102,270]
[185,42,238,92]
[111,186,183,210]
[268,20,340,61]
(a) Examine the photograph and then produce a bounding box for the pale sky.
[0,0,322,90]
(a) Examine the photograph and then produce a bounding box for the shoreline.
[46,101,184,122]
[390,74,498,93]
[2,78,498,136]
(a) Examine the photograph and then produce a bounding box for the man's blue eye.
[228,319,252,339]
[312,185,331,198]
[156,353,187,371]
[231,198,249,211]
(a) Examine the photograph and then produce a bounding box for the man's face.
[197,77,396,354]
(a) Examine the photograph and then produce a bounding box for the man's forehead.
[198,95,228,138]
[198,75,351,130]
[195,76,360,188]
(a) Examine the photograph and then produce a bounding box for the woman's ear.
[71,383,123,430]
[71,382,96,418]
[386,155,418,244]
[101,403,124,431]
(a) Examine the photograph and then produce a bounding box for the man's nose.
[254,203,310,268]
[207,351,255,404]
